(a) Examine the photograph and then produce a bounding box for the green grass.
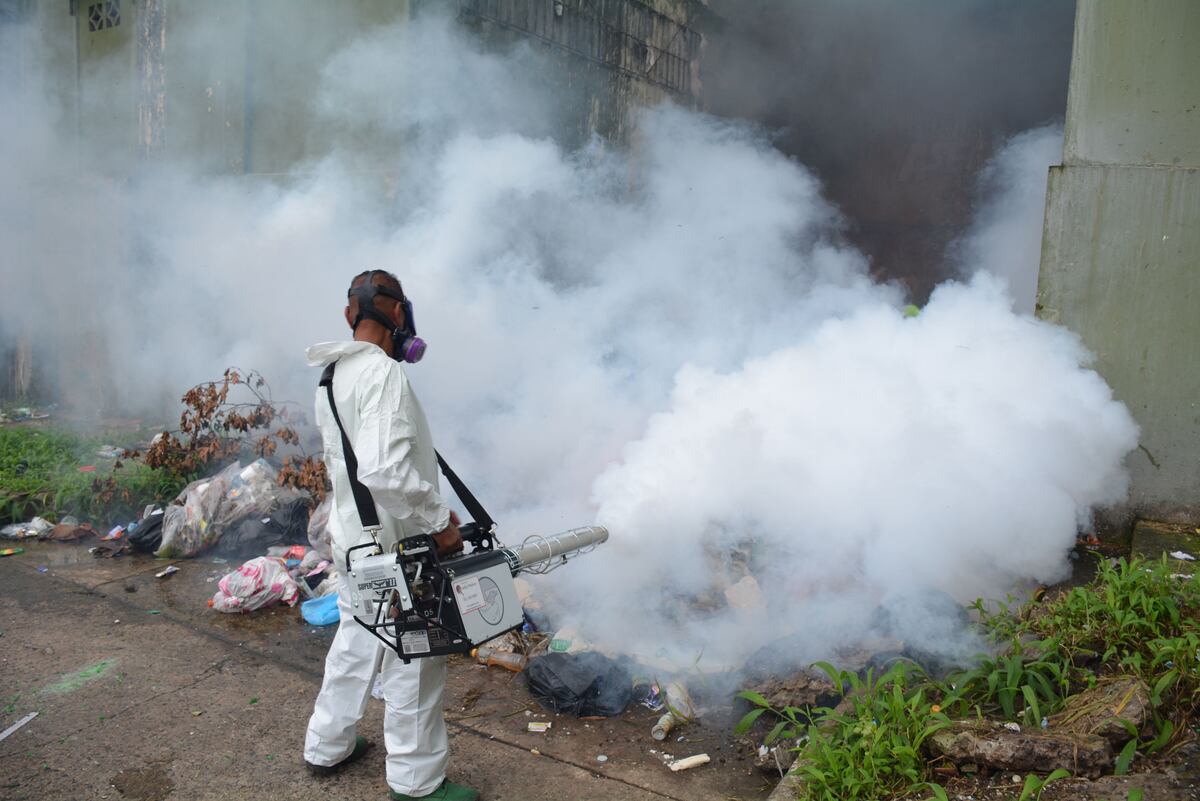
[0,427,187,526]
[737,555,1200,800]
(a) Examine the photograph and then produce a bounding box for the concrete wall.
[458,0,706,145]
[1037,0,1200,527]
[1063,1,1200,167]
[61,0,703,176]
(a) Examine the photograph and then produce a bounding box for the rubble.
[927,720,1112,777]
[742,667,842,713]
[723,575,767,613]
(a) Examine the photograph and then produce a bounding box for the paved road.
[0,544,771,801]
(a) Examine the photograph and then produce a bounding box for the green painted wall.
[1037,0,1200,527]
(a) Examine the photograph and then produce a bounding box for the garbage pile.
[156,460,308,558]
[4,457,341,617]
[0,405,52,424]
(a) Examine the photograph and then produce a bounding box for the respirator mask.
[348,273,427,363]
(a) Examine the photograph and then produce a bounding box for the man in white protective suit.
[303,270,479,801]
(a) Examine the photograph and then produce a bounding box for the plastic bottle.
[651,681,697,740]
[651,712,676,741]
[471,646,527,672]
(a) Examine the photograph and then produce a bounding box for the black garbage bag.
[269,497,311,543]
[523,652,632,717]
[127,510,166,553]
[214,497,312,558]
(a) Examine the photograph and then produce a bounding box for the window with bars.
[459,0,701,96]
[88,0,120,32]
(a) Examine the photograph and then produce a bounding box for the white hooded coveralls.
[303,340,452,797]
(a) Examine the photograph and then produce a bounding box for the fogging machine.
[321,363,607,662]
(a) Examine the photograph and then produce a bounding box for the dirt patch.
[110,764,174,801]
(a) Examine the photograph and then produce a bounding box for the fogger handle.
[502,526,609,573]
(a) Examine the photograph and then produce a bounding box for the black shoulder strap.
[321,362,381,530]
[321,361,495,533]
[435,451,495,531]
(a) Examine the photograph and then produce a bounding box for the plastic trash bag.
[523,652,633,717]
[211,460,293,533]
[301,593,340,626]
[209,556,300,613]
[127,508,166,553]
[158,461,309,558]
[307,496,333,561]
[214,497,312,559]
[156,472,229,558]
[1,517,53,540]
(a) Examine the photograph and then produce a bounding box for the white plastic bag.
[158,460,304,558]
[156,473,229,558]
[307,496,333,561]
[209,556,300,613]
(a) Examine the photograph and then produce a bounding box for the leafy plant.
[937,636,1076,726]
[0,427,185,525]
[737,662,950,801]
[735,555,1200,795]
[1017,768,1071,801]
[137,367,328,502]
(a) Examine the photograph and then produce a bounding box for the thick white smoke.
[575,275,1137,667]
[952,123,1065,313]
[2,11,1137,673]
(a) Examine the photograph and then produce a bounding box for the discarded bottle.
[651,712,676,741]
[471,646,527,672]
[651,681,697,741]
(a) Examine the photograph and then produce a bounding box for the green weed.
[0,427,187,525]
[738,662,950,801]
[737,555,1200,797]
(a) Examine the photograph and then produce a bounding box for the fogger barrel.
[349,524,609,661]
[499,525,609,573]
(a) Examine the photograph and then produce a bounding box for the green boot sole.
[388,779,479,800]
[306,735,372,776]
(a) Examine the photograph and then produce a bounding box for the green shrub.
[0,427,187,525]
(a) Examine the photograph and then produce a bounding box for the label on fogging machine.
[358,562,397,592]
[452,576,487,614]
[400,629,431,654]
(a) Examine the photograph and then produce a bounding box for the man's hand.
[432,510,463,556]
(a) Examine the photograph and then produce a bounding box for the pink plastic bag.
[209,556,300,613]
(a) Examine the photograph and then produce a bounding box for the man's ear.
[344,305,355,331]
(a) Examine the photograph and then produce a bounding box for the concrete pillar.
[1037,1,1200,528]
[137,0,166,157]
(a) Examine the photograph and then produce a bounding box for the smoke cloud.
[951,123,1065,313]
[2,8,1137,674]
[701,0,1075,297]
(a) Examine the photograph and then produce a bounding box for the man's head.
[344,270,427,363]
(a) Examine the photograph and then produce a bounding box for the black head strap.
[348,271,406,333]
